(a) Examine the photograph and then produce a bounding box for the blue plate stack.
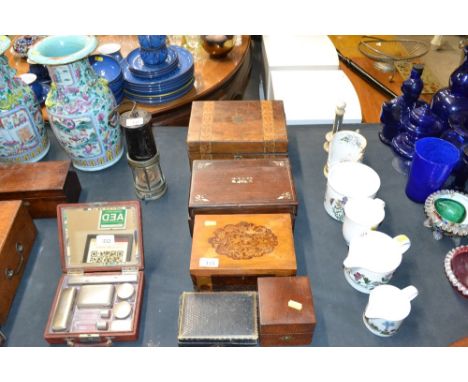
[123,45,195,105]
[89,55,124,104]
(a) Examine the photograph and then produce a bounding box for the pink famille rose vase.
[28,35,122,171]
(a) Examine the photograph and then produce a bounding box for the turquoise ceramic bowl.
[28,35,97,65]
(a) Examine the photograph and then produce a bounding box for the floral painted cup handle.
[392,234,411,254]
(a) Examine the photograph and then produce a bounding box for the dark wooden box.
[188,158,298,234]
[44,201,144,346]
[258,276,316,346]
[190,213,296,291]
[177,291,258,346]
[187,100,288,167]
[0,160,81,218]
[0,201,36,324]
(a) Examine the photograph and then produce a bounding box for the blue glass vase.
[431,46,468,130]
[28,35,123,171]
[379,64,425,145]
[0,35,50,163]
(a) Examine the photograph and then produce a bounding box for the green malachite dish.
[435,198,467,224]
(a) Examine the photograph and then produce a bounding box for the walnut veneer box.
[188,158,298,234]
[187,100,288,167]
[190,213,296,291]
[0,200,36,325]
[0,160,81,218]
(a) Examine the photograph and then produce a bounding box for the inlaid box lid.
[57,201,144,273]
[190,213,296,276]
[189,158,297,215]
[187,100,288,155]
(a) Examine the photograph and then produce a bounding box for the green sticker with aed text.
[99,208,127,229]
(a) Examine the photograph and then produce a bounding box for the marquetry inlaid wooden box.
[187,100,288,168]
[190,213,296,291]
[188,158,298,234]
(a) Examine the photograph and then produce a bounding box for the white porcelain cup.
[343,198,386,244]
[363,285,418,337]
[324,162,381,222]
[325,130,367,176]
[343,231,411,293]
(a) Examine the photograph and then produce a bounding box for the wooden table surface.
[5,35,252,126]
[329,35,433,123]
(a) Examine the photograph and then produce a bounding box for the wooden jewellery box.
[258,276,316,346]
[44,201,144,345]
[190,213,296,291]
[0,201,36,325]
[188,158,298,234]
[0,160,81,218]
[187,100,288,168]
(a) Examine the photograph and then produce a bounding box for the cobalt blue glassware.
[392,104,444,159]
[406,137,460,203]
[379,64,425,145]
[431,46,468,129]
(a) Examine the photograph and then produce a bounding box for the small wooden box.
[0,201,36,324]
[190,213,296,291]
[0,160,81,218]
[44,201,144,345]
[189,158,298,234]
[187,100,288,167]
[258,276,316,346]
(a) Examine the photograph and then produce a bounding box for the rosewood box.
[44,201,144,345]
[0,201,36,325]
[177,291,258,346]
[0,160,81,218]
[188,158,298,234]
[190,213,296,291]
[187,100,288,167]
[258,276,316,346]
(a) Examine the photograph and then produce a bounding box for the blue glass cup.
[405,137,460,203]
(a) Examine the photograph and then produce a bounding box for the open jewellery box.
[44,201,144,345]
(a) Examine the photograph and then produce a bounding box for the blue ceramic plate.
[127,46,179,79]
[123,71,194,95]
[89,54,123,83]
[124,78,194,105]
[122,46,193,88]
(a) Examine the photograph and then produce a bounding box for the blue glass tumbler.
[405,137,460,203]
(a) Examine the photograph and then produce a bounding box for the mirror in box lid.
[58,201,143,270]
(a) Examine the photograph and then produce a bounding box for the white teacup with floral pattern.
[343,231,411,293]
[325,130,367,176]
[324,162,381,222]
[363,285,418,337]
